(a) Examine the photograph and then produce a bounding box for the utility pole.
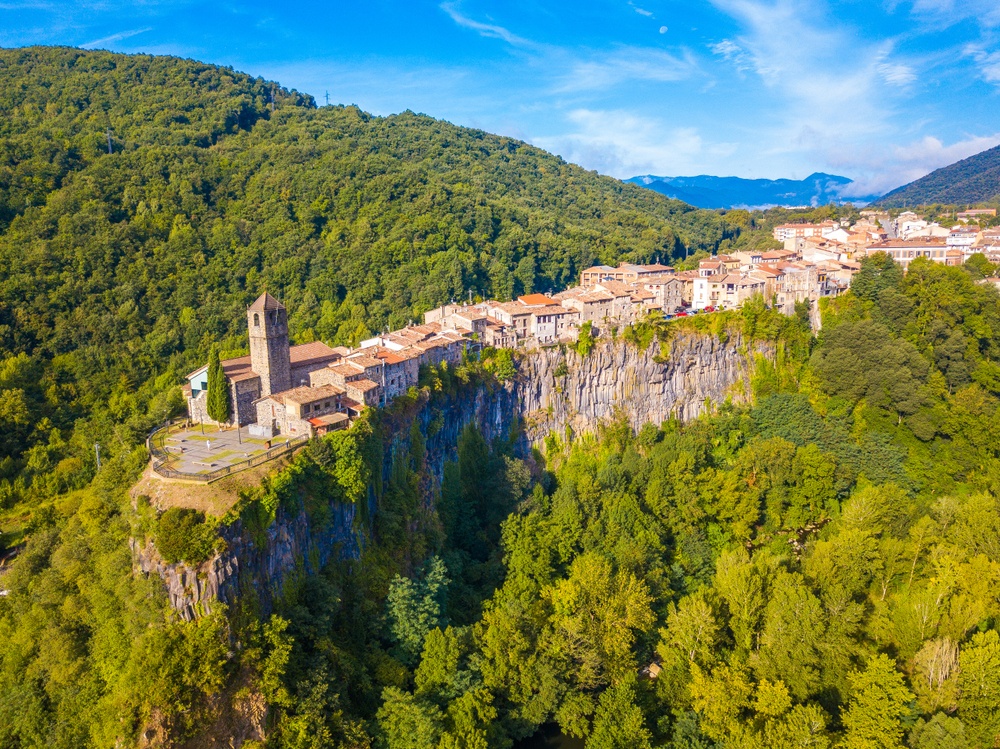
[106,128,113,154]
[270,88,275,113]
[94,443,102,470]
[325,90,330,106]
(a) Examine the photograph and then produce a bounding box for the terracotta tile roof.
[347,379,380,392]
[279,384,345,405]
[221,355,257,383]
[290,341,340,367]
[345,353,383,369]
[248,292,285,311]
[518,293,559,306]
[593,281,634,297]
[309,413,349,428]
[373,349,406,365]
[327,362,364,378]
[492,301,534,316]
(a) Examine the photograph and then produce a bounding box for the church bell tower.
[248,293,292,397]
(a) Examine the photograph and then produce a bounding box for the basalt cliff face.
[135,331,769,619]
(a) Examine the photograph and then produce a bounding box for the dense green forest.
[877,143,1000,208]
[5,45,1000,749]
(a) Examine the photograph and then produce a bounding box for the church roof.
[248,292,285,311]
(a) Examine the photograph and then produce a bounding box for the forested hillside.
[0,46,735,545]
[877,143,1000,208]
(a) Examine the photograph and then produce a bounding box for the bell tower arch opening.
[247,293,292,397]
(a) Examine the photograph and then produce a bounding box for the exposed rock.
[134,332,769,618]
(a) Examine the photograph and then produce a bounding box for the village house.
[692,273,766,310]
[867,238,963,270]
[254,384,347,439]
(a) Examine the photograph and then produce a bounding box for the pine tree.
[206,347,230,424]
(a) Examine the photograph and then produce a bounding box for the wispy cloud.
[439,1,530,46]
[555,47,699,92]
[710,39,753,74]
[835,133,1000,196]
[82,27,152,49]
[533,108,737,178]
[629,2,654,18]
[964,44,1000,83]
[908,0,1000,28]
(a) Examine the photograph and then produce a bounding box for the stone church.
[184,293,341,428]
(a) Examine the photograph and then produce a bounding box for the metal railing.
[146,421,307,483]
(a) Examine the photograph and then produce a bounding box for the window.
[303,404,310,414]
[253,313,260,327]
[323,401,330,409]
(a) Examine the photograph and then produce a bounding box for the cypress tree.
[206,347,230,424]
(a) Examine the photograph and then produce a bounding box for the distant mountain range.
[627,173,878,209]
[876,144,1000,208]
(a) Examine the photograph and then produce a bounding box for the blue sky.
[2,0,1000,195]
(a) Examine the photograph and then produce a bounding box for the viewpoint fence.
[146,420,307,482]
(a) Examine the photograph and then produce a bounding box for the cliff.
[134,331,769,619]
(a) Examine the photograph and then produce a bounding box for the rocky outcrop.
[132,501,362,621]
[515,331,765,440]
[134,332,770,618]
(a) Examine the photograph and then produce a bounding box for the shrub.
[155,507,217,565]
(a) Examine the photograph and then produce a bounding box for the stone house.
[254,384,347,439]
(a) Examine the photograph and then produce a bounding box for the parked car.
[704,305,716,312]
[675,310,688,317]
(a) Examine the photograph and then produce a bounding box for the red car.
[704,306,716,312]
[675,310,688,317]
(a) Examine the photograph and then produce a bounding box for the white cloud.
[629,2,654,17]
[532,108,737,178]
[704,0,931,166]
[832,133,1000,197]
[965,45,1000,83]
[554,47,699,92]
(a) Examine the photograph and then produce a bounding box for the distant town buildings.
[185,209,996,440]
